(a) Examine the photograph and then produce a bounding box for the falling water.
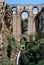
[16,51,21,65]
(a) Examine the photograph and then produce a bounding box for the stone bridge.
[0,0,44,62]
[0,0,44,42]
[10,4,44,41]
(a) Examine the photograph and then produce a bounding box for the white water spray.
[16,51,21,65]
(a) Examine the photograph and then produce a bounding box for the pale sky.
[4,0,44,4]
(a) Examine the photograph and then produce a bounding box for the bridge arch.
[32,6,39,14]
[20,37,27,45]
[20,11,29,18]
[11,6,17,14]
[20,11,29,34]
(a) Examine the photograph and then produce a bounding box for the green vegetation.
[29,32,40,42]
[21,18,28,34]
[37,60,44,65]
[7,35,16,58]
[20,37,27,45]
[0,35,17,65]
[19,33,44,65]
[0,55,15,65]
[19,7,44,65]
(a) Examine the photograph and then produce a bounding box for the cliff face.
[35,7,44,38]
[40,12,44,38]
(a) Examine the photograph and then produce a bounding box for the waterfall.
[16,51,21,65]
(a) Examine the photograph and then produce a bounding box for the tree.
[21,18,28,34]
[7,35,16,58]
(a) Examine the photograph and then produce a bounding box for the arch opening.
[20,37,27,45]
[33,6,39,14]
[12,7,17,14]
[21,11,29,19]
[21,11,29,34]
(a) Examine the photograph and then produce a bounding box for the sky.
[4,0,44,4]
[4,0,44,18]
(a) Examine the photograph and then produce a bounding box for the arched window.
[33,6,39,14]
